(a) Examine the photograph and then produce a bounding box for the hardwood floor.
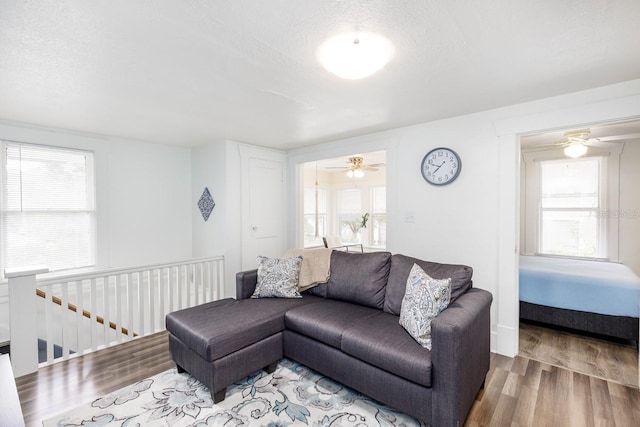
[15,332,174,427]
[14,330,640,426]
[519,321,638,388]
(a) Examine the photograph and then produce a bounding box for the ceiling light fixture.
[564,142,588,158]
[346,169,365,178]
[317,33,394,80]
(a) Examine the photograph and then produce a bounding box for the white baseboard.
[495,323,518,357]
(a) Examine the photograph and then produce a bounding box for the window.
[1,142,96,274]
[370,187,386,247]
[303,187,327,247]
[539,157,605,258]
[338,188,362,243]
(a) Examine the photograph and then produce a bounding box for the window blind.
[1,143,96,273]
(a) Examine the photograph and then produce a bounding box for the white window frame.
[369,186,386,248]
[1,141,97,276]
[538,157,606,258]
[303,187,327,248]
[521,145,622,261]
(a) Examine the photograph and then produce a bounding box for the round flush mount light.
[317,33,394,80]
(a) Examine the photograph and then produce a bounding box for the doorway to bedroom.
[517,119,640,387]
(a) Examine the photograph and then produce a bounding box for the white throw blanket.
[283,247,332,292]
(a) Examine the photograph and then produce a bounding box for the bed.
[519,255,640,343]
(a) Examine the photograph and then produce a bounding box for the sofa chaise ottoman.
[166,251,492,427]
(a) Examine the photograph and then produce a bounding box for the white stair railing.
[6,256,224,375]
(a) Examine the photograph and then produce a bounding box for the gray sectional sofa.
[166,251,492,427]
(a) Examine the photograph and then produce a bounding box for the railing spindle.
[115,275,122,343]
[90,279,97,352]
[75,281,84,355]
[43,284,53,364]
[60,284,70,359]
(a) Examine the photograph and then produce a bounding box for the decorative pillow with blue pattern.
[251,255,303,298]
[399,263,452,349]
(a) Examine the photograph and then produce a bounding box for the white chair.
[322,236,363,253]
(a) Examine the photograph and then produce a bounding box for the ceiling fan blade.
[363,163,386,168]
[361,166,379,171]
[596,133,640,142]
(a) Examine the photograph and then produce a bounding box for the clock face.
[421,148,461,185]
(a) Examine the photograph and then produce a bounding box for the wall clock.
[421,147,462,185]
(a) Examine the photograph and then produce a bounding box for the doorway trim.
[285,135,398,251]
[494,92,640,357]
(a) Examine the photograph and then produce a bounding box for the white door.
[240,147,286,270]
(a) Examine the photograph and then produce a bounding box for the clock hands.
[432,161,445,174]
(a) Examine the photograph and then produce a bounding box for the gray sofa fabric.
[284,330,434,423]
[285,299,381,348]
[431,288,492,427]
[325,250,392,309]
[384,253,473,315]
[166,296,320,361]
[168,252,492,427]
[340,311,432,387]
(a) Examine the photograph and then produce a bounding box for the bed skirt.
[520,301,639,343]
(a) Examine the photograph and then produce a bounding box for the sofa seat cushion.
[341,311,432,387]
[166,296,321,361]
[285,300,381,349]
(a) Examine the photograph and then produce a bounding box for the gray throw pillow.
[399,263,451,350]
[251,255,303,298]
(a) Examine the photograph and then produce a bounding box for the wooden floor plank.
[519,322,638,387]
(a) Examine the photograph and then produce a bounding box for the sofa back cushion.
[384,254,473,315]
[325,251,392,309]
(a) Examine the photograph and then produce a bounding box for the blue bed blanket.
[519,256,640,318]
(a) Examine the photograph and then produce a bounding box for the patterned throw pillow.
[399,263,452,350]
[251,255,303,298]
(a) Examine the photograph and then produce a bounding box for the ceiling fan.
[326,156,385,178]
[532,128,627,158]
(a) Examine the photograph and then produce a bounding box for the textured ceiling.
[1,1,640,150]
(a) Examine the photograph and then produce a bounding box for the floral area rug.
[43,358,425,426]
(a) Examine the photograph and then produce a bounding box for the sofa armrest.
[236,269,258,300]
[431,287,492,427]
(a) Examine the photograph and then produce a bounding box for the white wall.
[0,122,193,269]
[190,140,244,298]
[619,138,640,275]
[191,142,227,258]
[288,78,640,356]
[223,141,243,297]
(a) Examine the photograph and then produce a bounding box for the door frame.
[494,95,640,357]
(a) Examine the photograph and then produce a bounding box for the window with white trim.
[1,142,96,274]
[303,187,327,247]
[538,157,606,258]
[369,186,386,247]
[338,188,362,243]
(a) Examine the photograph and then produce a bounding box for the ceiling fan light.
[564,143,588,158]
[317,33,394,80]
[345,168,365,178]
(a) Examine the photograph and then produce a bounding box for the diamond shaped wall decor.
[198,187,215,221]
